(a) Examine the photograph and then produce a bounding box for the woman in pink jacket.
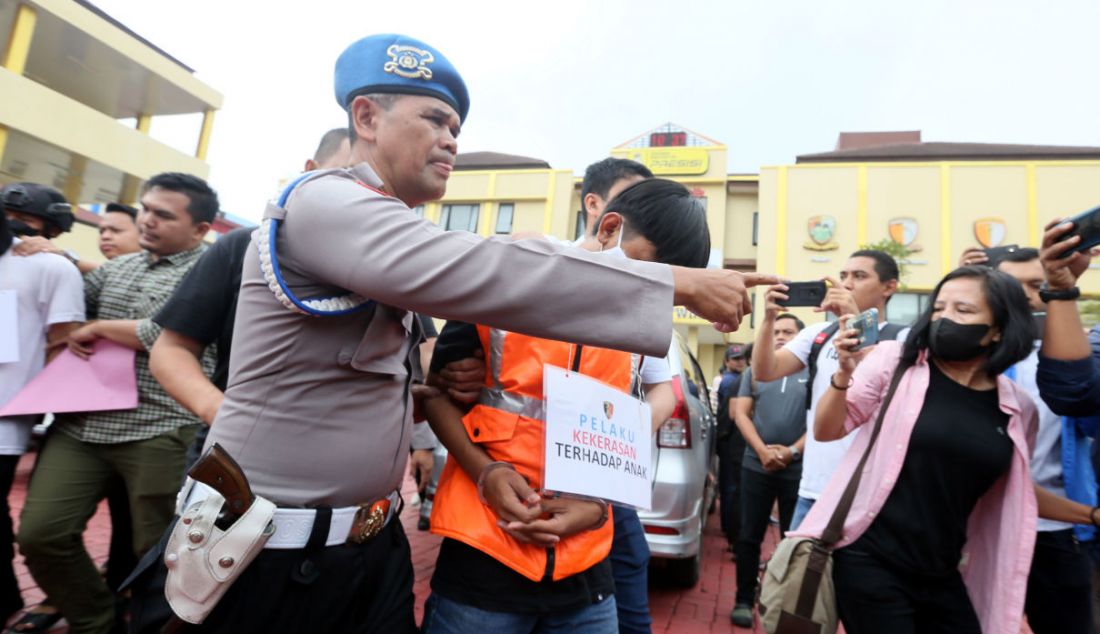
[797,265,1100,634]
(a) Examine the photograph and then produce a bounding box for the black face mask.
[928,317,992,362]
[7,219,40,237]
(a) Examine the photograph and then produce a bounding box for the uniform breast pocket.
[463,406,519,444]
[337,307,412,377]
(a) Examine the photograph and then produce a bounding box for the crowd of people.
[1,30,1100,634]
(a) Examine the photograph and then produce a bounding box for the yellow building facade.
[436,128,1100,379]
[759,151,1100,331]
[1,0,223,264]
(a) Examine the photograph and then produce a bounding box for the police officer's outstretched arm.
[284,175,775,356]
[671,267,778,334]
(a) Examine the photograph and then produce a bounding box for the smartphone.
[777,281,827,307]
[848,308,880,351]
[983,244,1020,268]
[1058,204,1100,258]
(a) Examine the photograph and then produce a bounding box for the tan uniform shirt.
[206,162,675,507]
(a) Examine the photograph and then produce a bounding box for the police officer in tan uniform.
[134,34,773,633]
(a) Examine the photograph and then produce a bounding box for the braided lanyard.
[257,172,375,317]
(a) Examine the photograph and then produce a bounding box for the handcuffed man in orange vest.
[421,178,711,633]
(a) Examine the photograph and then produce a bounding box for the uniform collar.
[350,161,386,191]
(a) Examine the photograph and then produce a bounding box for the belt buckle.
[347,499,390,545]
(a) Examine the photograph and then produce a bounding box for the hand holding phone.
[775,281,827,308]
[834,308,879,376]
[1055,204,1100,259]
[847,308,880,351]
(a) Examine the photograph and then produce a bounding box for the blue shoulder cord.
[257,172,375,317]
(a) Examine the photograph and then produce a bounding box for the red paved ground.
[5,451,774,633]
[5,452,1034,633]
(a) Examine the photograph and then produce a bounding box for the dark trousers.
[1026,529,1095,634]
[128,514,416,633]
[104,475,136,591]
[717,437,744,544]
[609,505,651,634]
[0,455,22,620]
[833,544,981,634]
[733,467,798,604]
[17,428,197,634]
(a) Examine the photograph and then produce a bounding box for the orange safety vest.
[431,325,637,582]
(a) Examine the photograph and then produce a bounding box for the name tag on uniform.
[543,365,652,510]
[0,290,18,364]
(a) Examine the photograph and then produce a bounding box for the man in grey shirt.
[131,34,773,633]
[730,313,808,627]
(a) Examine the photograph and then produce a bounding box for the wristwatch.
[788,446,801,461]
[1038,284,1080,303]
[62,249,80,265]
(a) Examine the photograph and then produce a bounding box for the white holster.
[164,489,277,624]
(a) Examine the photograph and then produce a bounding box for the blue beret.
[334,34,470,123]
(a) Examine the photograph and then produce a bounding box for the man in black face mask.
[0,211,85,626]
[1,183,75,241]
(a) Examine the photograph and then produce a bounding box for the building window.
[574,210,586,240]
[495,203,514,234]
[440,204,479,233]
[886,292,929,327]
[411,205,425,218]
[752,212,759,246]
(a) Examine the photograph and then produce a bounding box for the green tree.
[859,238,914,288]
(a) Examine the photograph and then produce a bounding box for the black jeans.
[717,436,744,544]
[833,543,981,634]
[0,455,22,620]
[104,474,136,591]
[733,467,798,604]
[1026,529,1095,634]
[128,515,416,633]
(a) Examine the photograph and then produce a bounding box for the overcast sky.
[95,0,1100,222]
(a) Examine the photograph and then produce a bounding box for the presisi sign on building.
[628,147,709,176]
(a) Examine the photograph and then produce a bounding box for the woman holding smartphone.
[788,265,1100,634]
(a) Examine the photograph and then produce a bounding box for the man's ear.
[883,278,899,299]
[595,212,623,247]
[304,159,319,172]
[349,96,382,144]
[191,221,212,242]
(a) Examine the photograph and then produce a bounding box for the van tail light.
[658,379,692,448]
[643,524,681,536]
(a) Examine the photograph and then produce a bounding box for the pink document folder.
[0,340,138,416]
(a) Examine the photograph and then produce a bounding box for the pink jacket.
[789,341,1039,634]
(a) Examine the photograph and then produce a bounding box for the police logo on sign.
[384,44,435,79]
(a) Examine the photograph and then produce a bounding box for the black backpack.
[805,321,905,410]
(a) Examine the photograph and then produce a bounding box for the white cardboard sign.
[543,365,652,510]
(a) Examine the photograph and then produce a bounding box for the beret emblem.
[384,44,434,80]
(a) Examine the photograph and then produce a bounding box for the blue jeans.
[422,592,618,634]
[610,505,652,633]
[789,495,815,531]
